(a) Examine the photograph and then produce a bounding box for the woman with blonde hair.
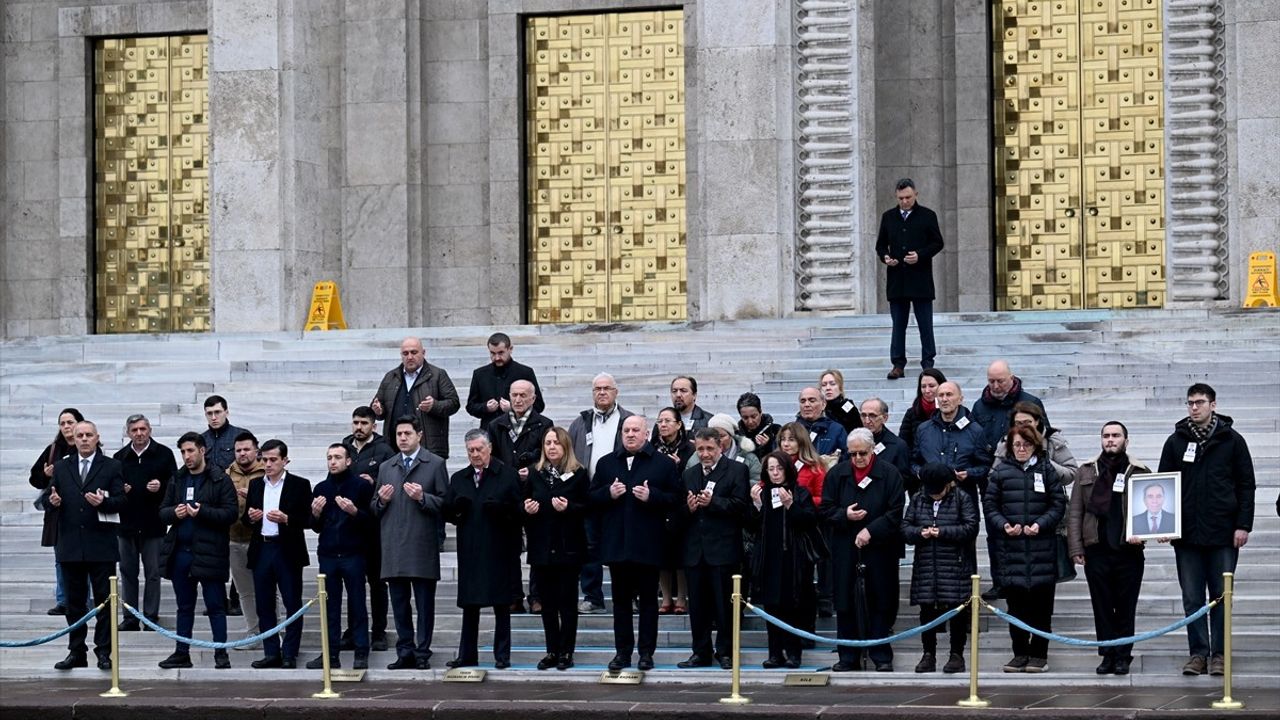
[525,427,588,670]
[818,369,862,433]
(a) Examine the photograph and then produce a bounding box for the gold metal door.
[94,35,210,333]
[994,0,1164,310]
[525,11,686,323]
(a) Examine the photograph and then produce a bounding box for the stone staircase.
[1,309,1278,687]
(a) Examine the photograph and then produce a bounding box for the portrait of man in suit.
[1131,479,1176,536]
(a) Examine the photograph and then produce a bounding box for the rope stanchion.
[719,574,750,705]
[956,574,988,709]
[312,574,339,700]
[1212,572,1244,710]
[746,601,964,647]
[100,576,126,698]
[0,602,106,647]
[125,598,317,649]
[983,597,1218,648]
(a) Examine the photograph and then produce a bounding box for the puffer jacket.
[1158,414,1255,546]
[159,465,238,582]
[902,487,979,605]
[984,456,1066,590]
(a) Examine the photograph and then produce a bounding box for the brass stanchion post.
[1211,572,1243,710]
[100,575,127,698]
[719,574,750,705]
[312,574,340,699]
[956,574,988,708]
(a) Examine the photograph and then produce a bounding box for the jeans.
[889,298,936,369]
[171,547,227,654]
[320,554,369,655]
[55,561,66,606]
[1174,542,1238,657]
[118,533,163,620]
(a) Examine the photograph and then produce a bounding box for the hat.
[919,462,954,495]
[709,413,755,453]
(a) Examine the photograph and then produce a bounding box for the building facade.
[1,0,1275,336]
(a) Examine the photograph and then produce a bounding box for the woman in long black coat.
[984,424,1067,674]
[651,407,693,615]
[749,451,818,668]
[902,462,979,673]
[524,426,589,670]
[822,428,905,672]
[28,407,84,615]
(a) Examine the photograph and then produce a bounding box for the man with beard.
[591,416,680,672]
[373,416,449,670]
[796,387,848,460]
[859,398,910,481]
[670,376,713,431]
[226,432,264,645]
[307,443,375,670]
[971,360,1048,454]
[1066,422,1149,676]
[157,432,237,670]
[113,414,176,631]
[341,406,394,651]
[445,430,523,669]
[466,332,545,429]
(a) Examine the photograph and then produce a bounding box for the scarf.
[918,395,936,417]
[853,454,876,483]
[1187,414,1217,445]
[1087,451,1129,516]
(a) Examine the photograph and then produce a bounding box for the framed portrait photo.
[1126,471,1182,541]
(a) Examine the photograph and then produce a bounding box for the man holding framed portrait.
[1126,475,1180,540]
[1158,383,1256,678]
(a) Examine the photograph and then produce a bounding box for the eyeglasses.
[849,450,872,457]
[1186,399,1210,408]
[1011,441,1034,450]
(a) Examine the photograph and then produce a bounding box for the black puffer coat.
[159,465,239,582]
[983,457,1066,590]
[902,487,979,605]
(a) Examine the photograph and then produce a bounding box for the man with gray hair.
[112,414,177,631]
[876,178,944,380]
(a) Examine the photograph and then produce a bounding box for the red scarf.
[853,454,876,483]
[919,395,936,416]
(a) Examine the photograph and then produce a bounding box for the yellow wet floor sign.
[1244,252,1279,308]
[306,281,347,330]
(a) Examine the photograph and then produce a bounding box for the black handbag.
[795,526,830,563]
[1054,532,1077,583]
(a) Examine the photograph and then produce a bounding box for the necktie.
[901,210,909,221]
[1150,516,1157,534]
[403,456,412,472]
[474,469,482,488]
[80,458,90,482]
[703,466,711,477]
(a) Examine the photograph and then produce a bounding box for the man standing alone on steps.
[876,178,944,380]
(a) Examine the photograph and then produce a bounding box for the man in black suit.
[45,421,127,670]
[1134,482,1176,535]
[677,428,750,669]
[875,178,945,380]
[243,439,312,668]
[465,332,545,429]
[589,416,680,672]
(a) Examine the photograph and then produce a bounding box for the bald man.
[371,337,461,459]
[971,360,1048,453]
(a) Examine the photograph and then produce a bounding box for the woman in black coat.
[898,369,947,460]
[902,463,979,673]
[822,428,905,672]
[524,426,589,670]
[736,392,780,460]
[651,407,692,615]
[819,369,863,432]
[984,424,1067,674]
[28,407,84,615]
[749,451,819,668]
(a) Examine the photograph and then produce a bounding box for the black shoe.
[446,657,477,669]
[831,660,861,672]
[785,656,801,669]
[494,659,511,670]
[677,654,713,669]
[227,601,243,617]
[371,632,389,652]
[118,621,141,632]
[874,661,893,672]
[607,654,630,672]
[158,651,193,669]
[306,655,339,670]
[1114,657,1131,675]
[353,655,369,670]
[143,616,159,631]
[47,604,67,616]
[251,655,283,669]
[914,652,936,673]
[54,652,87,670]
[762,656,785,669]
[981,586,1002,602]
[537,654,558,670]
[215,650,231,669]
[637,655,654,671]
[339,631,356,651]
[416,657,430,670]
[556,655,574,671]
[1003,655,1029,673]
[97,655,113,671]
[718,655,733,670]
[943,652,965,674]
[281,657,297,669]
[1096,656,1116,675]
[386,656,416,670]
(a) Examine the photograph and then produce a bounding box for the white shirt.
[403,367,420,392]
[262,474,286,537]
[131,441,151,458]
[589,408,621,478]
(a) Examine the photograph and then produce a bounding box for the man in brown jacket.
[371,337,461,459]
[1066,421,1149,676]
[226,431,265,645]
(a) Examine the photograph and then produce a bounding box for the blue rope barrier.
[124,599,316,650]
[983,598,1218,648]
[746,601,965,648]
[0,602,107,648]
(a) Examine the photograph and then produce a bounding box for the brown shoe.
[887,366,905,380]
[1182,655,1207,676]
[1209,654,1225,676]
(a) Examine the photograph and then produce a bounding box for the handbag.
[1054,532,1076,583]
[795,525,830,563]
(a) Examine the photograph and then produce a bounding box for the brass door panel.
[94,35,209,333]
[525,11,686,323]
[993,0,1164,310]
